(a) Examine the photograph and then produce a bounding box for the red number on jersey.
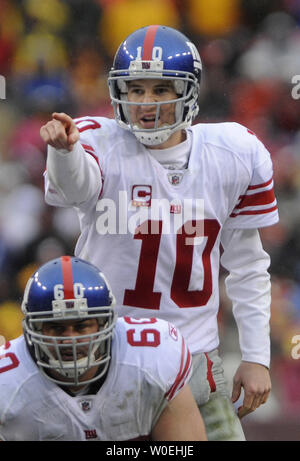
[171,219,220,307]
[126,328,160,347]
[123,219,220,309]
[124,317,160,347]
[75,118,101,133]
[124,317,157,324]
[123,221,162,309]
[0,348,19,373]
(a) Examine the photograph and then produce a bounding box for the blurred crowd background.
[0,0,299,440]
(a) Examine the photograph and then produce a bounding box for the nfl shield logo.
[167,173,183,185]
[168,323,178,341]
[80,400,92,412]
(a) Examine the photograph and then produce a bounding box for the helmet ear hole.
[117,80,128,92]
[118,99,127,124]
[174,80,185,95]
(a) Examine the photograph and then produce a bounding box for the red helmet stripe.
[61,256,74,299]
[142,25,159,60]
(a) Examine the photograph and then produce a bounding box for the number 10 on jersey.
[123,219,220,310]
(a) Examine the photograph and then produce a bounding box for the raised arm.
[40,113,102,207]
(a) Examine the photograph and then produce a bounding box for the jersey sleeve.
[121,317,192,402]
[148,319,193,401]
[220,228,271,367]
[224,127,279,230]
[163,328,192,401]
[74,116,105,170]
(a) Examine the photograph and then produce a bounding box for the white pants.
[189,349,246,441]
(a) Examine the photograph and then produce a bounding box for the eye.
[129,87,144,95]
[48,324,64,335]
[155,86,173,95]
[156,87,168,94]
[76,323,88,332]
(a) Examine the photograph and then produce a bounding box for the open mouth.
[60,349,86,361]
[60,351,75,361]
[139,115,158,129]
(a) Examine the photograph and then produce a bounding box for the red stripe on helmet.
[61,256,74,299]
[142,25,159,60]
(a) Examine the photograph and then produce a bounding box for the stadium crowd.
[0,0,300,436]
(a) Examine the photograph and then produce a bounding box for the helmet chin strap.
[133,97,184,146]
[133,125,173,146]
[49,354,95,379]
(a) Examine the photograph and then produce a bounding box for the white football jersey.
[0,317,192,441]
[45,117,279,361]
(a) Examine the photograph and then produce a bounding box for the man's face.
[127,78,178,129]
[42,318,99,362]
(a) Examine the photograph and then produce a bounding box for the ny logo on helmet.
[186,42,202,70]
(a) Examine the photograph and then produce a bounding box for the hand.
[231,361,271,419]
[40,112,80,151]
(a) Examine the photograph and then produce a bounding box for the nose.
[59,326,78,343]
[140,89,157,106]
[60,337,74,345]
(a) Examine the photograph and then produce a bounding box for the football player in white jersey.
[0,256,206,441]
[40,25,279,440]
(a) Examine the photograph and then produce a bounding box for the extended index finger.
[52,112,74,127]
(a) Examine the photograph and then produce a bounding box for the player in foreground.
[0,256,206,441]
[40,25,279,440]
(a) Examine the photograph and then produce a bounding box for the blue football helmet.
[22,256,117,387]
[108,25,202,146]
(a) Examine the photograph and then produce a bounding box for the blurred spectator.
[283,0,300,26]
[12,26,69,76]
[239,0,283,30]
[99,0,180,57]
[0,301,23,342]
[23,0,70,31]
[64,0,103,50]
[0,26,16,76]
[0,183,45,252]
[237,11,300,82]
[69,46,112,116]
[185,0,241,37]
[0,0,24,75]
